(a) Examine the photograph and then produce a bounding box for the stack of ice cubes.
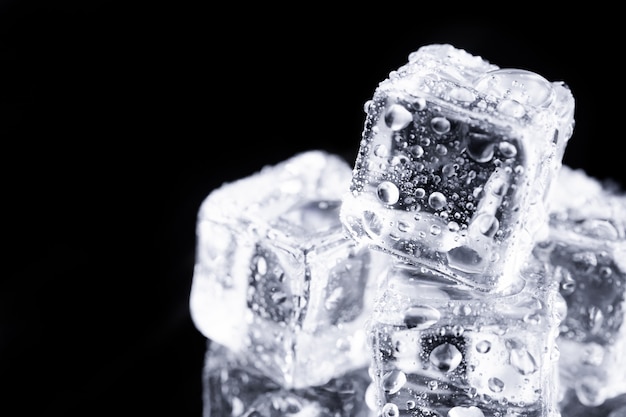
[189,44,626,417]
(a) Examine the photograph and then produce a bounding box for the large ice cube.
[365,261,564,417]
[203,340,375,417]
[532,165,626,409]
[340,43,576,292]
[189,150,385,389]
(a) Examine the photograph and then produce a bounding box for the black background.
[1,2,623,416]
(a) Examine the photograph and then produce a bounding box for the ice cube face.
[203,340,375,417]
[340,43,576,292]
[531,166,626,408]
[366,262,564,417]
[189,150,385,389]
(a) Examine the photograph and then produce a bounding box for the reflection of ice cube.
[340,43,575,292]
[366,262,563,417]
[189,150,385,389]
[532,165,626,409]
[203,340,375,417]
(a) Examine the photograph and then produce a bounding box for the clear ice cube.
[203,340,376,417]
[365,261,564,417]
[189,150,385,389]
[531,165,626,409]
[340,43,576,292]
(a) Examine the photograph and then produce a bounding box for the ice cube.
[531,165,626,409]
[340,43,576,292]
[365,261,564,417]
[189,150,386,389]
[202,340,375,417]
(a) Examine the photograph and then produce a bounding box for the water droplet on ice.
[431,116,451,134]
[429,342,462,372]
[488,377,505,393]
[497,99,526,118]
[472,213,500,237]
[448,406,485,417]
[476,340,491,354]
[385,104,413,131]
[382,369,407,394]
[377,181,400,205]
[509,348,537,375]
[404,305,441,329]
[498,141,518,158]
[382,402,400,417]
[466,132,496,163]
[447,246,484,273]
[374,144,389,158]
[428,192,447,210]
[450,87,476,102]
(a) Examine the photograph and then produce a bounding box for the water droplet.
[442,163,456,177]
[374,144,389,158]
[404,305,441,329]
[434,146,447,158]
[382,369,407,395]
[488,377,505,393]
[363,210,383,236]
[415,188,426,199]
[430,224,442,236]
[429,342,462,372]
[450,87,476,103]
[256,256,268,275]
[385,104,413,131]
[473,69,555,108]
[509,348,537,375]
[431,116,451,134]
[428,192,447,210]
[472,213,499,237]
[466,132,496,163]
[498,141,518,158]
[448,221,460,232]
[497,99,526,118]
[382,402,400,417]
[377,181,400,205]
[447,246,484,273]
[448,406,485,417]
[476,340,491,354]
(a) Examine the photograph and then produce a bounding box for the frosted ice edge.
[340,43,576,293]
